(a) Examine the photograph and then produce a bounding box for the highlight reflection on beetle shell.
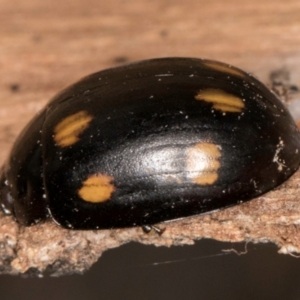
[1,57,300,229]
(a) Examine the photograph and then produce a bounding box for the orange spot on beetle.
[195,89,245,113]
[54,111,93,147]
[203,61,245,78]
[186,142,221,185]
[78,174,116,203]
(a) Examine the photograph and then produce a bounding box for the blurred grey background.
[2,240,300,300]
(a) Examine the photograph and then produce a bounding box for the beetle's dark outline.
[0,57,299,230]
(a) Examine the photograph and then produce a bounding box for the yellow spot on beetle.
[203,61,245,78]
[54,111,93,147]
[78,174,116,203]
[195,89,245,113]
[186,142,221,185]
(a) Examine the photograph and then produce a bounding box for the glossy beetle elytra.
[1,57,300,230]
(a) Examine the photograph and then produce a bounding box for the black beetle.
[1,57,300,230]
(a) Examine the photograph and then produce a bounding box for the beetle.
[0,57,300,230]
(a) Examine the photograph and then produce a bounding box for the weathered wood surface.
[1,0,300,275]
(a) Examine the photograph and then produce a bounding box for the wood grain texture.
[1,0,300,275]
